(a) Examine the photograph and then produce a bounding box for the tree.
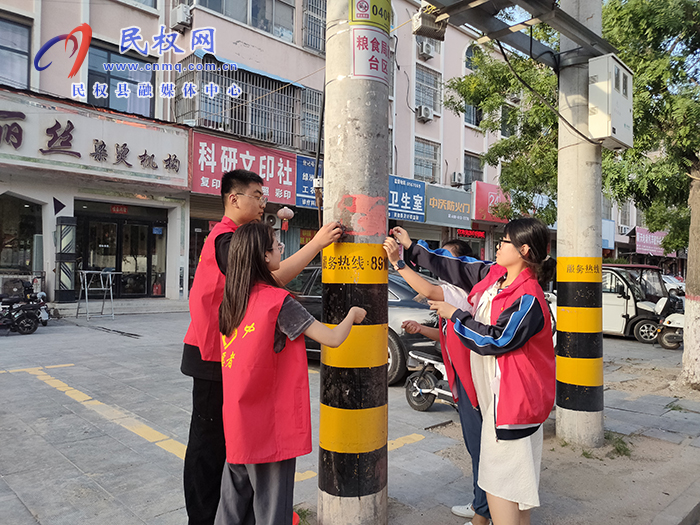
[444,0,700,386]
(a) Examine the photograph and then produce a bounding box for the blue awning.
[193,49,305,88]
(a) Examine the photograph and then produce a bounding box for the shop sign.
[0,90,188,188]
[192,132,295,206]
[296,156,323,209]
[457,229,485,239]
[350,27,391,86]
[299,228,317,245]
[473,181,509,224]
[388,176,425,222]
[111,205,129,214]
[635,227,673,257]
[425,184,472,229]
[602,219,615,250]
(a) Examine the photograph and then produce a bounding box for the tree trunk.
[681,165,700,388]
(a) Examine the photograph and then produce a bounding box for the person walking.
[215,221,366,525]
[392,219,556,525]
[181,169,342,525]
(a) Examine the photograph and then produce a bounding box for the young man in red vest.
[181,169,342,525]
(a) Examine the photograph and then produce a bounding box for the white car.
[662,275,686,295]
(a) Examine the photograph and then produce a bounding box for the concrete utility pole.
[317,0,391,523]
[555,0,605,448]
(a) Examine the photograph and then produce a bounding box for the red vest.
[184,216,238,361]
[459,266,555,427]
[220,284,312,464]
[439,317,478,407]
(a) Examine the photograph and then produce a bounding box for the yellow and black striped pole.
[555,257,604,447]
[318,243,388,523]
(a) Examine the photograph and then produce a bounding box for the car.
[662,275,686,295]
[601,264,682,343]
[289,266,440,385]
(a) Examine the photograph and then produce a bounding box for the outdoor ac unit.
[418,41,434,60]
[450,172,464,186]
[417,105,433,122]
[589,53,634,150]
[412,2,447,41]
[170,4,192,32]
[264,213,281,229]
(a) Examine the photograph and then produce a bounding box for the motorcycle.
[1,279,50,326]
[0,298,40,335]
[655,296,684,350]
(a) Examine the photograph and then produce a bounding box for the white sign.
[351,27,391,86]
[0,90,188,188]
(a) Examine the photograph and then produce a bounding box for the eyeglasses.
[236,193,268,206]
[497,239,513,250]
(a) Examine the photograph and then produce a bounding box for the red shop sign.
[473,181,509,224]
[192,132,296,206]
[457,229,485,239]
[111,205,128,214]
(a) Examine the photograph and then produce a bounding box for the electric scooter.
[655,297,684,350]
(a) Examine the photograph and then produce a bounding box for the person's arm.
[448,295,546,356]
[304,307,366,347]
[402,320,440,342]
[215,232,234,274]
[382,237,444,300]
[272,222,343,286]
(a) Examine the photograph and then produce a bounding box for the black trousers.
[184,378,227,525]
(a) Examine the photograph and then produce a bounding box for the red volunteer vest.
[439,317,478,407]
[220,284,312,464]
[462,266,555,427]
[184,216,238,361]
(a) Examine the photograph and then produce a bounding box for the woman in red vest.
[393,219,556,525]
[216,222,366,525]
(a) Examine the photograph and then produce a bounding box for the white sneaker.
[451,503,476,518]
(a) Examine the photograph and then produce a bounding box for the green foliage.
[603,257,630,264]
[604,431,632,458]
[443,0,700,248]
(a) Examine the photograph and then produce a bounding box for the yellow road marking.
[294,471,317,482]
[388,433,425,451]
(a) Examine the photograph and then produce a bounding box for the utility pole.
[317,0,391,523]
[555,0,605,448]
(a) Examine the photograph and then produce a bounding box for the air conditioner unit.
[418,41,434,60]
[170,4,192,32]
[416,105,433,122]
[617,224,630,236]
[264,213,281,229]
[411,2,447,41]
[450,172,464,186]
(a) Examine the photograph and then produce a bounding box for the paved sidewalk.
[0,313,699,525]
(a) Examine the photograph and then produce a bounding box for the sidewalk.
[0,313,699,525]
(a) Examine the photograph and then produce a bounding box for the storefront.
[472,181,509,261]
[0,88,189,302]
[423,184,477,253]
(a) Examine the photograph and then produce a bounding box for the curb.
[652,479,700,525]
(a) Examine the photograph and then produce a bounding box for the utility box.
[588,54,634,150]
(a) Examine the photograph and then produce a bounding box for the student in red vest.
[392,219,556,525]
[383,236,490,525]
[182,169,342,525]
[216,221,366,525]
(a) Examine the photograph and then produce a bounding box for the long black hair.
[504,218,556,288]
[219,222,281,336]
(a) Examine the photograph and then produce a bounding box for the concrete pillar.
[555,0,605,448]
[318,0,391,522]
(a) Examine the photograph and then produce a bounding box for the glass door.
[151,225,167,296]
[88,222,118,271]
[120,223,148,296]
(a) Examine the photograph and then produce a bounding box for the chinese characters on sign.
[39,120,81,158]
[0,111,25,150]
[635,227,672,257]
[296,155,323,209]
[425,184,473,229]
[120,26,215,56]
[388,176,425,222]
[351,27,391,86]
[565,263,601,275]
[193,132,296,205]
[322,254,386,271]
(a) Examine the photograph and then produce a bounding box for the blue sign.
[152,226,163,235]
[388,176,425,222]
[296,155,323,209]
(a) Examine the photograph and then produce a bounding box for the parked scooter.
[655,296,684,350]
[1,279,50,326]
[0,299,40,335]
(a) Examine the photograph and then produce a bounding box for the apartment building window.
[176,54,300,148]
[200,0,294,43]
[602,196,612,220]
[303,0,326,53]
[0,18,30,89]
[620,200,631,226]
[501,105,516,137]
[414,138,440,182]
[636,207,646,227]
[465,45,476,71]
[464,104,482,127]
[301,88,323,152]
[415,64,441,112]
[88,46,154,118]
[464,152,482,184]
[133,0,156,7]
[416,35,441,54]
